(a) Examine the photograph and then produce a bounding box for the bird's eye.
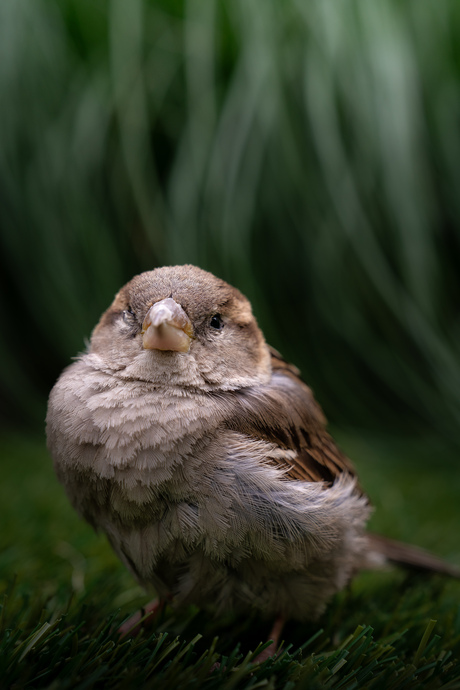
[209,314,224,330]
[122,308,135,324]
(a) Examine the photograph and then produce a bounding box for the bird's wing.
[222,346,358,485]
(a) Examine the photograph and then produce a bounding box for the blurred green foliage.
[2,0,460,441]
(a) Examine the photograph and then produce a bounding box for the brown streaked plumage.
[46,265,459,651]
[224,345,357,484]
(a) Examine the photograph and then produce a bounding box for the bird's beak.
[141,298,193,353]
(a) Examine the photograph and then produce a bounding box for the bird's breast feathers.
[47,355,370,612]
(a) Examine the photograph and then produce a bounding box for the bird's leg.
[253,615,286,663]
[210,615,286,673]
[118,597,166,638]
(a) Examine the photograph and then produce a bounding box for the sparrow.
[46,265,459,653]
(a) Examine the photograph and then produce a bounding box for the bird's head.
[89,265,272,390]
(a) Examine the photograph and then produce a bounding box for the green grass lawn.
[1,430,460,689]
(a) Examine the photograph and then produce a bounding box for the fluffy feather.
[46,265,458,625]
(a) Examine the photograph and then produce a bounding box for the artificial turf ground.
[1,431,459,689]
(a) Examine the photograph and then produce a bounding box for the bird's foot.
[252,614,285,664]
[118,597,165,638]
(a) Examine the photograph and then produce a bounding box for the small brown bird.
[46,265,458,655]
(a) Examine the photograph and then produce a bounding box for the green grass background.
[1,0,460,687]
[2,432,460,688]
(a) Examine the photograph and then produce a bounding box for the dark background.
[2,0,460,446]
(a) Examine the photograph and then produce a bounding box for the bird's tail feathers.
[366,533,460,579]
